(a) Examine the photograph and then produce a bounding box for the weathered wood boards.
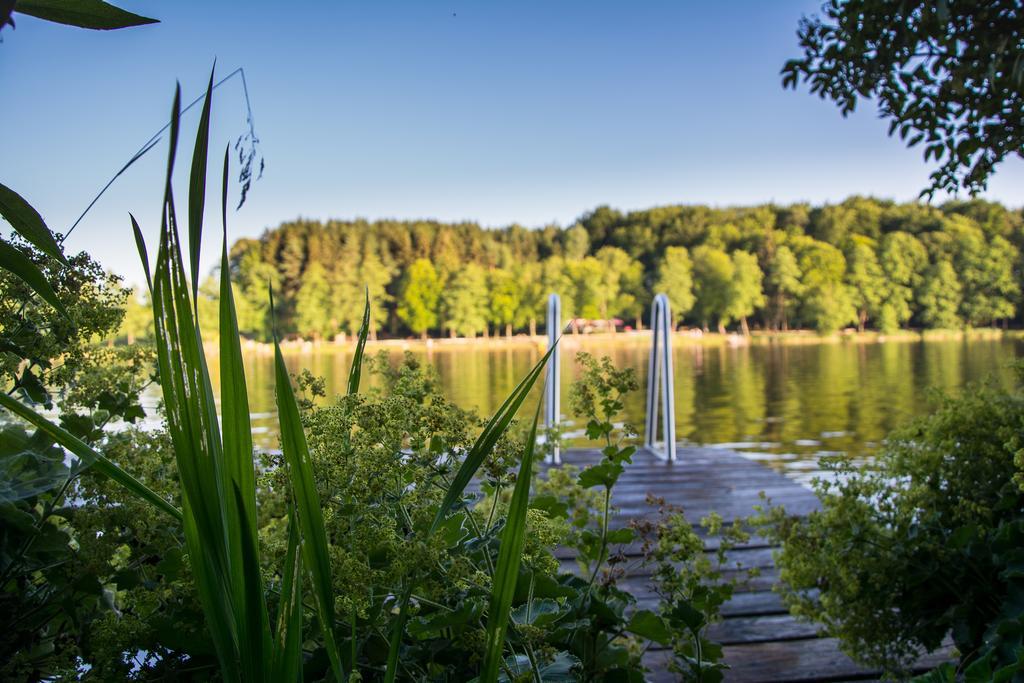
[546,447,953,682]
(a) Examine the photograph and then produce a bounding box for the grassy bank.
[217,326,1023,355]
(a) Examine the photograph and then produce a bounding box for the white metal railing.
[544,293,561,464]
[644,293,677,461]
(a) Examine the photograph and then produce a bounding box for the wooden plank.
[632,589,798,618]
[558,545,778,574]
[547,447,920,682]
[706,614,821,645]
[553,536,778,559]
[643,638,953,682]
[615,569,781,597]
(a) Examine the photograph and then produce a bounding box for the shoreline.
[221,327,1022,355]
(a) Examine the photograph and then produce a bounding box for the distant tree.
[359,237,394,340]
[195,276,220,337]
[783,0,1024,196]
[569,257,604,330]
[727,250,765,336]
[654,246,696,327]
[955,231,1020,326]
[879,232,929,332]
[765,245,803,331]
[845,240,887,332]
[393,259,438,339]
[234,248,279,341]
[294,262,334,340]
[918,260,963,329]
[119,287,152,343]
[432,229,462,279]
[594,246,641,330]
[397,258,442,339]
[563,224,591,260]
[691,245,735,333]
[541,256,576,332]
[328,234,365,338]
[487,268,522,337]
[514,262,545,336]
[441,263,488,337]
[618,256,647,330]
[796,238,857,334]
[276,226,307,319]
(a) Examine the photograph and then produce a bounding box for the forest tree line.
[133,197,1023,341]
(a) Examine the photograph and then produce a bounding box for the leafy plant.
[556,352,741,682]
[1,0,157,33]
[758,368,1024,678]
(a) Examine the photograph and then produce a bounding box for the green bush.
[761,369,1024,678]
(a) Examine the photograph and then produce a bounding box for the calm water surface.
[196,337,1022,484]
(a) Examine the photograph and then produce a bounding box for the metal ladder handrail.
[544,293,561,464]
[644,293,677,461]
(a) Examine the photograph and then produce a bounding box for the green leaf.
[233,484,267,683]
[147,82,239,681]
[669,600,707,631]
[625,610,671,645]
[14,366,48,406]
[430,337,560,534]
[348,290,370,396]
[214,101,272,682]
[271,503,304,683]
[0,392,180,520]
[384,584,414,683]
[510,598,564,627]
[606,528,634,545]
[0,238,68,316]
[480,398,543,683]
[577,461,624,489]
[496,651,581,682]
[0,182,68,265]
[188,66,215,301]
[529,493,569,519]
[14,0,157,29]
[273,301,346,682]
[409,600,484,636]
[130,214,152,293]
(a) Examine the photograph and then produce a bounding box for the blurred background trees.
[187,197,1023,340]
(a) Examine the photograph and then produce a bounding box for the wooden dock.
[548,447,950,682]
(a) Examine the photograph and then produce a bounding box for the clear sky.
[3,1,1022,287]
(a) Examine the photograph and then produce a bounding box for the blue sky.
[3,1,1022,286]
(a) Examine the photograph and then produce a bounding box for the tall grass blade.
[188,66,214,301]
[429,337,560,534]
[219,138,272,681]
[147,83,239,680]
[347,289,370,396]
[130,214,152,293]
[480,399,543,682]
[271,503,304,683]
[383,584,414,683]
[272,291,345,682]
[343,291,369,672]
[233,485,267,682]
[0,392,180,520]
[0,239,69,316]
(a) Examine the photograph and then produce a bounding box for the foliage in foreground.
[759,368,1024,678]
[783,0,1024,198]
[0,72,744,682]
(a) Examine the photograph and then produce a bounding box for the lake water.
[191,335,1023,484]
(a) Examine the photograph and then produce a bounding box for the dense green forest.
[164,196,1023,341]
